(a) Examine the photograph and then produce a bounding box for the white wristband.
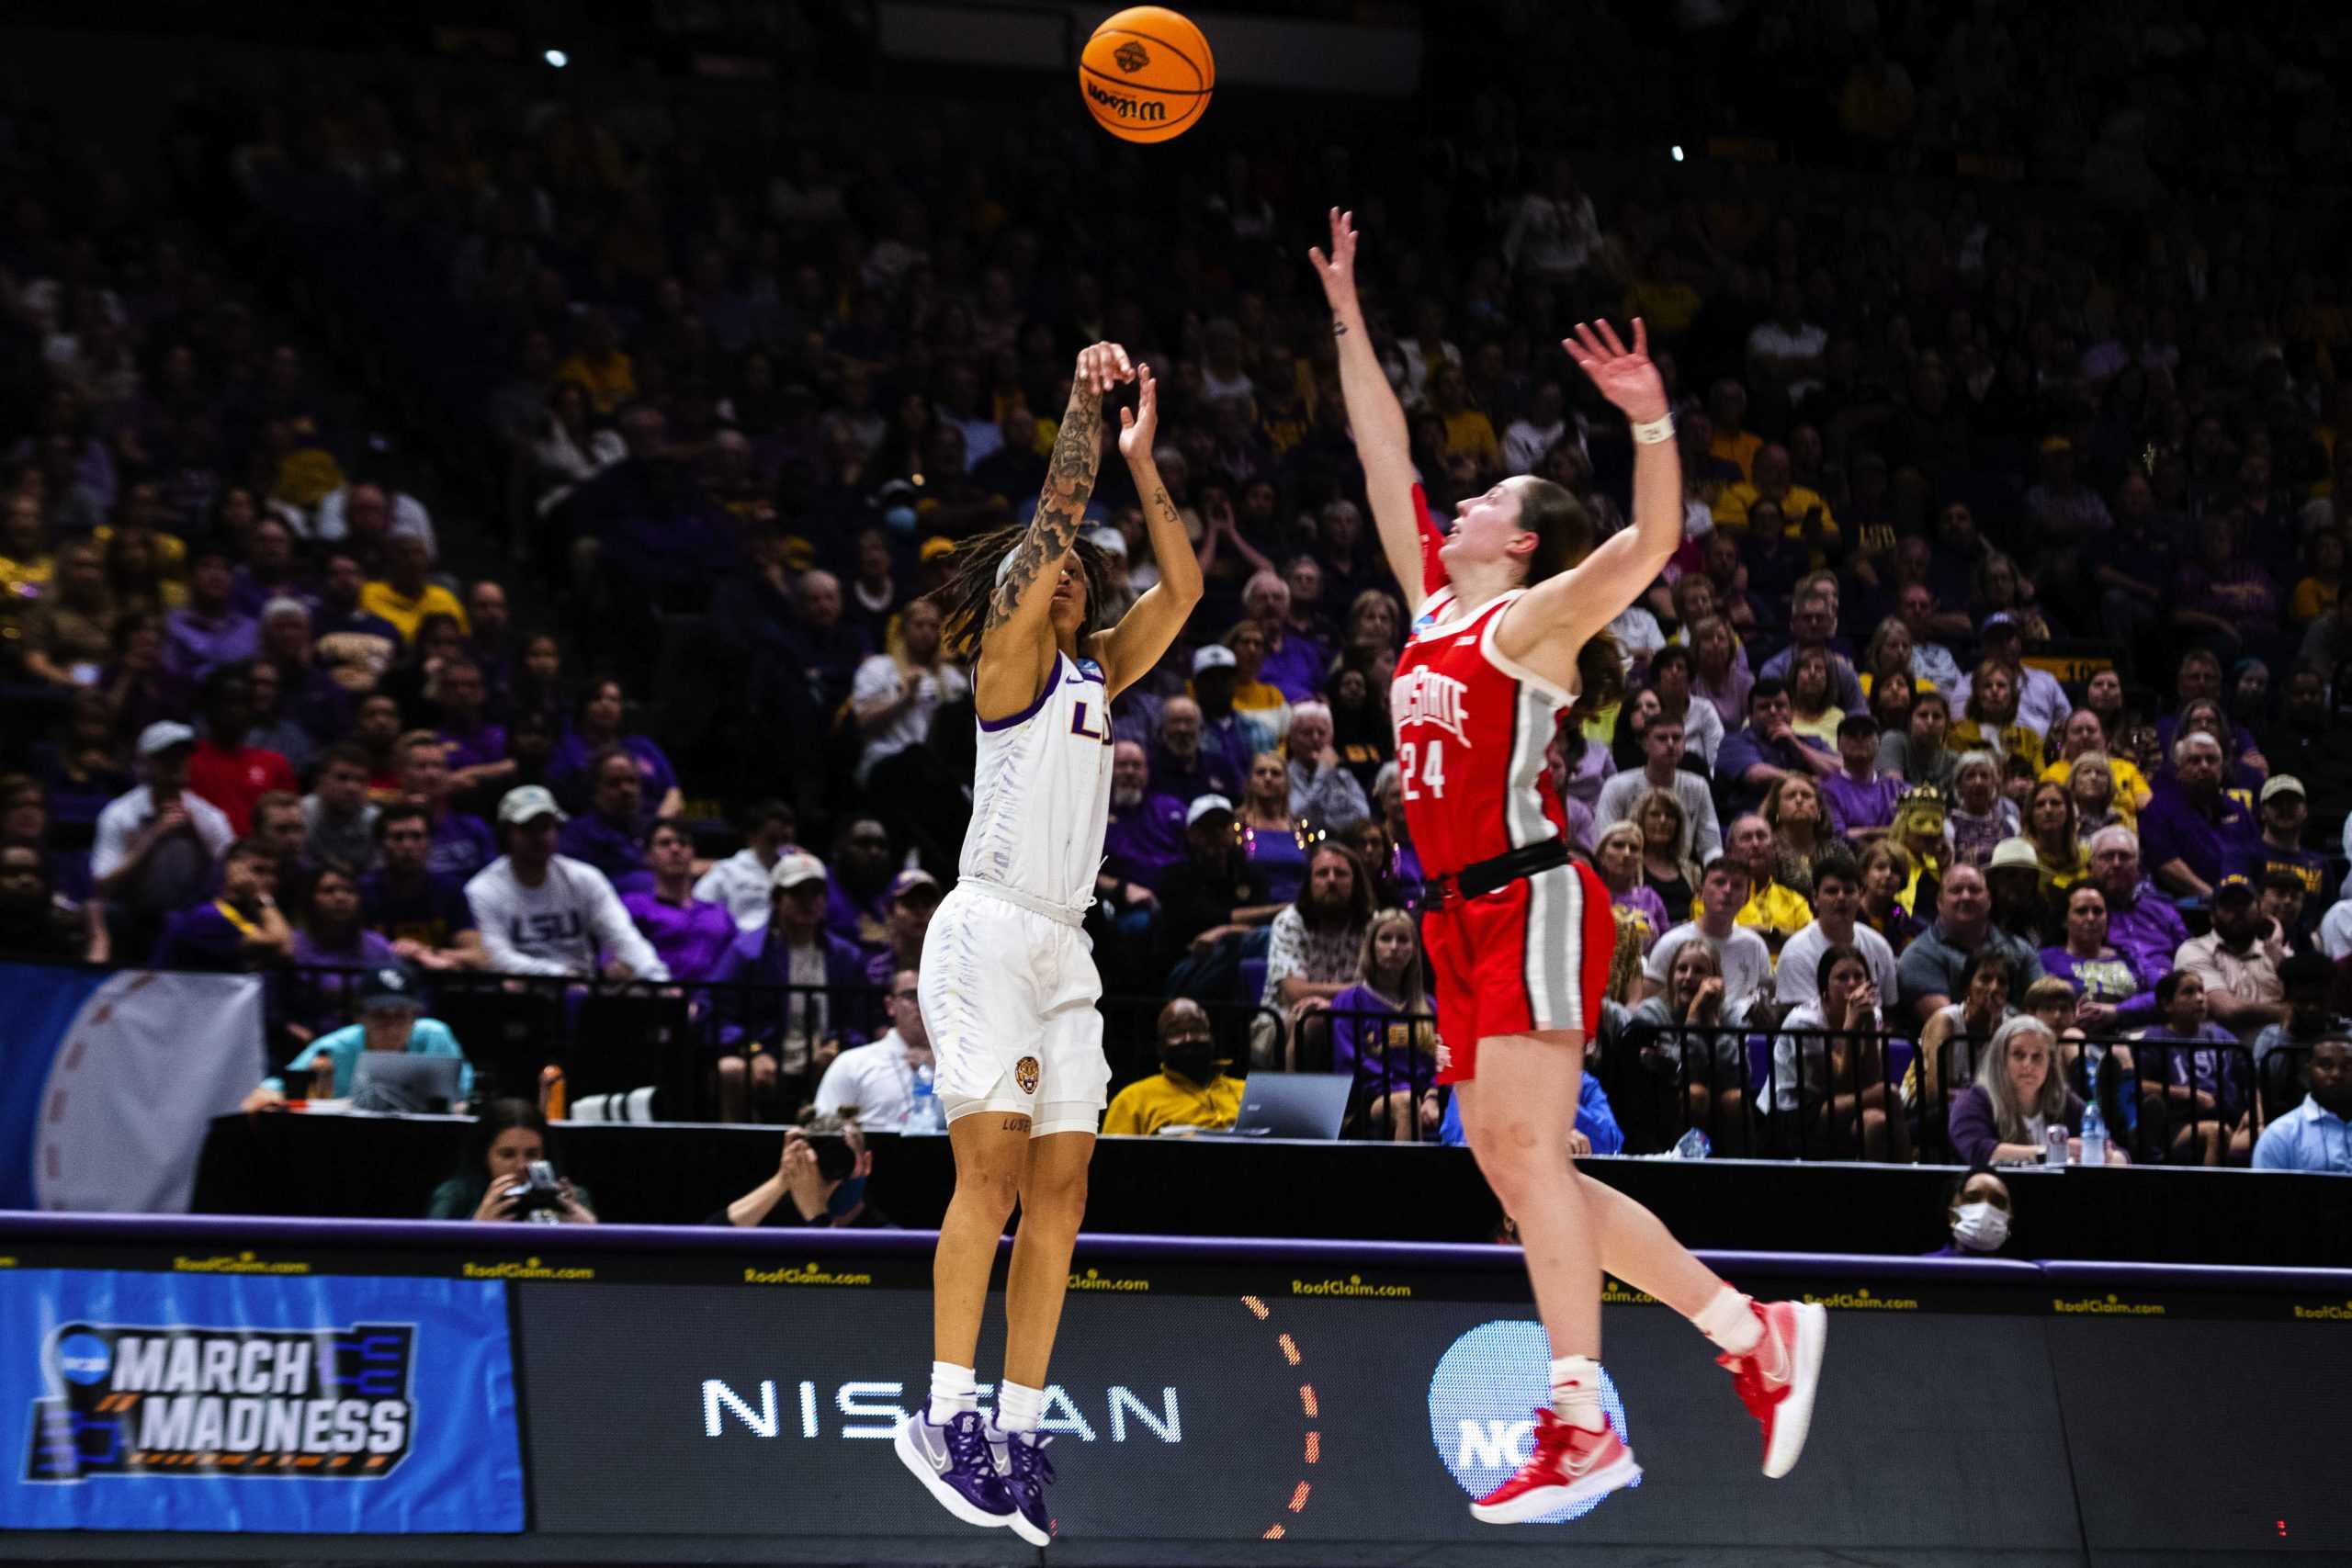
[1631,413,1676,446]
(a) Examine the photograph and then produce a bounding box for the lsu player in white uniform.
[897,344,1201,1544]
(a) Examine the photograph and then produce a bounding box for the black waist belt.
[1426,839,1570,909]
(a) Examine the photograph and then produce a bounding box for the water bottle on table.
[905,1063,944,1135]
[2079,1093,2107,1168]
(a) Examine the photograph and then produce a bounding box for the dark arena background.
[1,2,2350,1564]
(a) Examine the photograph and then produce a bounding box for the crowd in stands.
[5,4,2352,1175]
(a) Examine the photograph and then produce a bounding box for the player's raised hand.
[1307,207,1363,319]
[1565,318,1669,425]
[1118,362,1159,461]
[1077,342,1135,396]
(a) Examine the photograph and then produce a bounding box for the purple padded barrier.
[0,1209,2343,1292]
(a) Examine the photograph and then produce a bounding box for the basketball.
[1080,6,1214,144]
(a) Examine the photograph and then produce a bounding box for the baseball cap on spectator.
[356,964,423,1015]
[1987,838,2040,874]
[2261,775,2306,804]
[1980,612,2020,637]
[138,721,197,758]
[2213,873,2256,904]
[261,596,311,625]
[2039,435,2073,454]
[771,851,829,892]
[1193,644,1238,675]
[888,868,942,903]
[780,536,817,572]
[1087,526,1128,559]
[496,784,567,826]
[1187,794,1235,828]
[919,536,957,564]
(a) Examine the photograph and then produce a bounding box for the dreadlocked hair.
[927,523,1118,660]
[1513,476,1626,724]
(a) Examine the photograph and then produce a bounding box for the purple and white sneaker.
[987,1422,1057,1547]
[894,1409,1015,1531]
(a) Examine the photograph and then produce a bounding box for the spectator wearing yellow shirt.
[1102,999,1243,1136]
[1430,365,1499,471]
[1707,378,1761,481]
[361,535,469,644]
[554,310,638,415]
[2039,708,2153,817]
[1691,813,1815,955]
[0,492,54,635]
[1713,444,1838,545]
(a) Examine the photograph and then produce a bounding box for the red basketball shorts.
[1420,860,1615,1086]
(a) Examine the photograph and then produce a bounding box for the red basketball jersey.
[1387,586,1573,878]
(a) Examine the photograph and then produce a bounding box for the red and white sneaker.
[1468,1408,1642,1524]
[1716,1299,1826,1479]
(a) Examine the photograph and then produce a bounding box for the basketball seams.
[1080,7,1213,144]
[1077,60,1213,99]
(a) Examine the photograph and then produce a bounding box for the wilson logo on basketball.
[1083,79,1167,124]
[1113,40,1148,73]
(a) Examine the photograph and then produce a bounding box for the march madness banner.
[0,964,264,1213]
[0,1269,524,1532]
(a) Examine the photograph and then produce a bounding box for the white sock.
[1548,1355,1606,1431]
[927,1360,977,1425]
[996,1379,1045,1433]
[1692,1285,1763,1355]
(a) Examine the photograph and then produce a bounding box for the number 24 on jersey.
[1399,739,1447,800]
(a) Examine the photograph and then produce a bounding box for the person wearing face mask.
[1933,1169,2017,1257]
[2253,1035,2352,1172]
[715,1114,895,1228]
[1102,998,1243,1135]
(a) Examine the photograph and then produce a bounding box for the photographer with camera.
[426,1099,597,1224]
[713,1111,893,1229]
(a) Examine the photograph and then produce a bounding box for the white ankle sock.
[927,1360,977,1425]
[1693,1285,1764,1355]
[1548,1355,1606,1431]
[996,1379,1045,1433]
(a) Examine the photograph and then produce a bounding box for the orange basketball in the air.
[1080,7,1215,144]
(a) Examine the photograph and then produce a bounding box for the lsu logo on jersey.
[1391,666,1471,748]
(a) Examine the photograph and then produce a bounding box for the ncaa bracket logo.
[1427,1320,1637,1522]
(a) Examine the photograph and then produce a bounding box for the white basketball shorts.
[917,883,1108,1138]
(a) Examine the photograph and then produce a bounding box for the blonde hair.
[1354,908,1435,1053]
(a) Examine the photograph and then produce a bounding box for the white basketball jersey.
[958,652,1115,911]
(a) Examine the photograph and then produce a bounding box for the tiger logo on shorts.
[1014,1055,1041,1094]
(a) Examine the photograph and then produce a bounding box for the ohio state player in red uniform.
[1314,209,1826,1519]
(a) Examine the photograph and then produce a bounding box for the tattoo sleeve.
[987,378,1104,633]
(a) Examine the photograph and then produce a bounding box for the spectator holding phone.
[425,1099,595,1223]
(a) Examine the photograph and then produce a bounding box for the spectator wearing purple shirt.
[2085,826,2188,989]
[1821,713,1904,840]
[622,820,738,981]
[1322,909,1443,1140]
[1242,570,1326,704]
[2138,730,2255,899]
[1591,822,1670,953]
[2140,968,2255,1165]
[435,657,509,790]
[558,747,655,897]
[288,863,401,1032]
[151,838,293,971]
[360,802,483,971]
[861,870,942,999]
[2039,883,2157,1030]
[548,678,684,820]
[229,517,313,621]
[163,550,260,687]
[1714,679,1840,818]
[1102,741,1188,896]
[397,735,498,883]
[824,817,897,956]
[2170,514,2279,655]
[1148,693,1244,805]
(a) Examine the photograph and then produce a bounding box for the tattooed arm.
[1090,362,1204,699]
[974,342,1131,719]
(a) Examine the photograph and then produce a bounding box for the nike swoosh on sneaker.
[1758,1335,1791,1384]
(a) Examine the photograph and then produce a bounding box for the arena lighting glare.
[1671,144,1686,162]
[544,49,569,68]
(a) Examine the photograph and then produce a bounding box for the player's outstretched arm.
[1310,207,1432,617]
[1498,319,1680,659]
[976,342,1133,713]
[1091,363,1203,698]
